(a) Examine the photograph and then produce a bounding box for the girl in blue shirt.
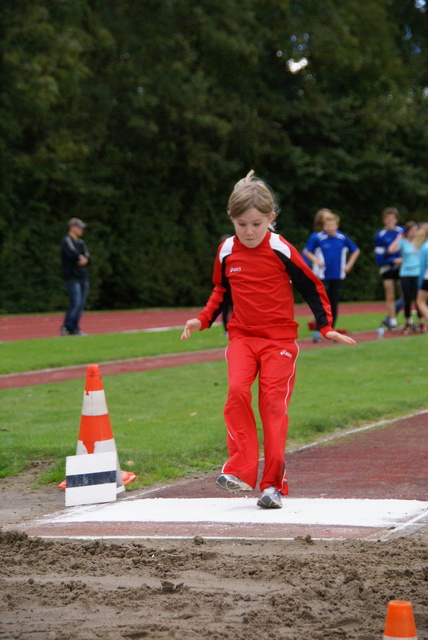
[416,224,428,332]
[388,221,425,334]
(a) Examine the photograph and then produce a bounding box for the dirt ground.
[1,467,427,640]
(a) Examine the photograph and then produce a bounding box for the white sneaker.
[216,474,253,493]
[257,486,282,509]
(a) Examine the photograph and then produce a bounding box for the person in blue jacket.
[374,208,404,331]
[304,213,360,328]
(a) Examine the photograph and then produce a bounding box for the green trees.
[1,0,427,312]
[0,1,114,310]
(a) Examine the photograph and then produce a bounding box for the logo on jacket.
[280,350,293,358]
[229,267,241,273]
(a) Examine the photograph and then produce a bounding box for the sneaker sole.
[257,495,282,509]
[216,477,252,493]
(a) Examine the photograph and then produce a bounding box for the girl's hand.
[325,331,356,345]
[181,318,202,340]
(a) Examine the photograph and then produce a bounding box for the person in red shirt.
[181,171,356,509]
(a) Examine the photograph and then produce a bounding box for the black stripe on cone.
[66,470,117,488]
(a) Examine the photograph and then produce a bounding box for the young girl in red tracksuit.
[181,171,356,509]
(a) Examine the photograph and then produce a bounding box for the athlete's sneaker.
[257,486,282,509]
[216,474,253,493]
[402,323,417,335]
[60,326,70,337]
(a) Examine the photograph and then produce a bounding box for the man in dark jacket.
[60,218,90,336]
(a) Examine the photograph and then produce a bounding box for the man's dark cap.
[68,218,86,229]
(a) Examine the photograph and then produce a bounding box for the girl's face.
[232,207,276,248]
[406,225,417,240]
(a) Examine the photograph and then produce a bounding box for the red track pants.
[222,336,299,495]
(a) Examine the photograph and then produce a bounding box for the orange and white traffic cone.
[383,601,418,640]
[58,364,136,492]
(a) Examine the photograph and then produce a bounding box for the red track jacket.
[198,232,334,340]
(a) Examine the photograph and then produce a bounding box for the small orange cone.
[58,364,136,492]
[383,601,418,640]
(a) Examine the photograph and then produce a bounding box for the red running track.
[0,302,388,342]
[0,302,420,390]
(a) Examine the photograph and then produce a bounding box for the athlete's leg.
[408,277,422,320]
[383,276,399,322]
[400,277,413,322]
[258,339,299,495]
[222,337,260,488]
[324,279,342,327]
[417,286,428,323]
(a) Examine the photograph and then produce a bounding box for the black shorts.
[381,267,400,281]
[420,280,428,292]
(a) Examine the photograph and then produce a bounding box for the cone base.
[121,471,136,486]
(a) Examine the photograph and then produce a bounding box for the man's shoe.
[216,474,253,493]
[60,326,70,337]
[257,486,282,509]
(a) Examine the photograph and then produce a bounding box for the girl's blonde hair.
[415,222,428,249]
[227,170,278,230]
[314,208,333,231]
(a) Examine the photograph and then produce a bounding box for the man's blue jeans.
[63,279,89,334]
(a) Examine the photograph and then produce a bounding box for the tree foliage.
[1,0,427,312]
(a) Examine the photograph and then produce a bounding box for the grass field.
[1,309,426,489]
[1,311,381,375]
